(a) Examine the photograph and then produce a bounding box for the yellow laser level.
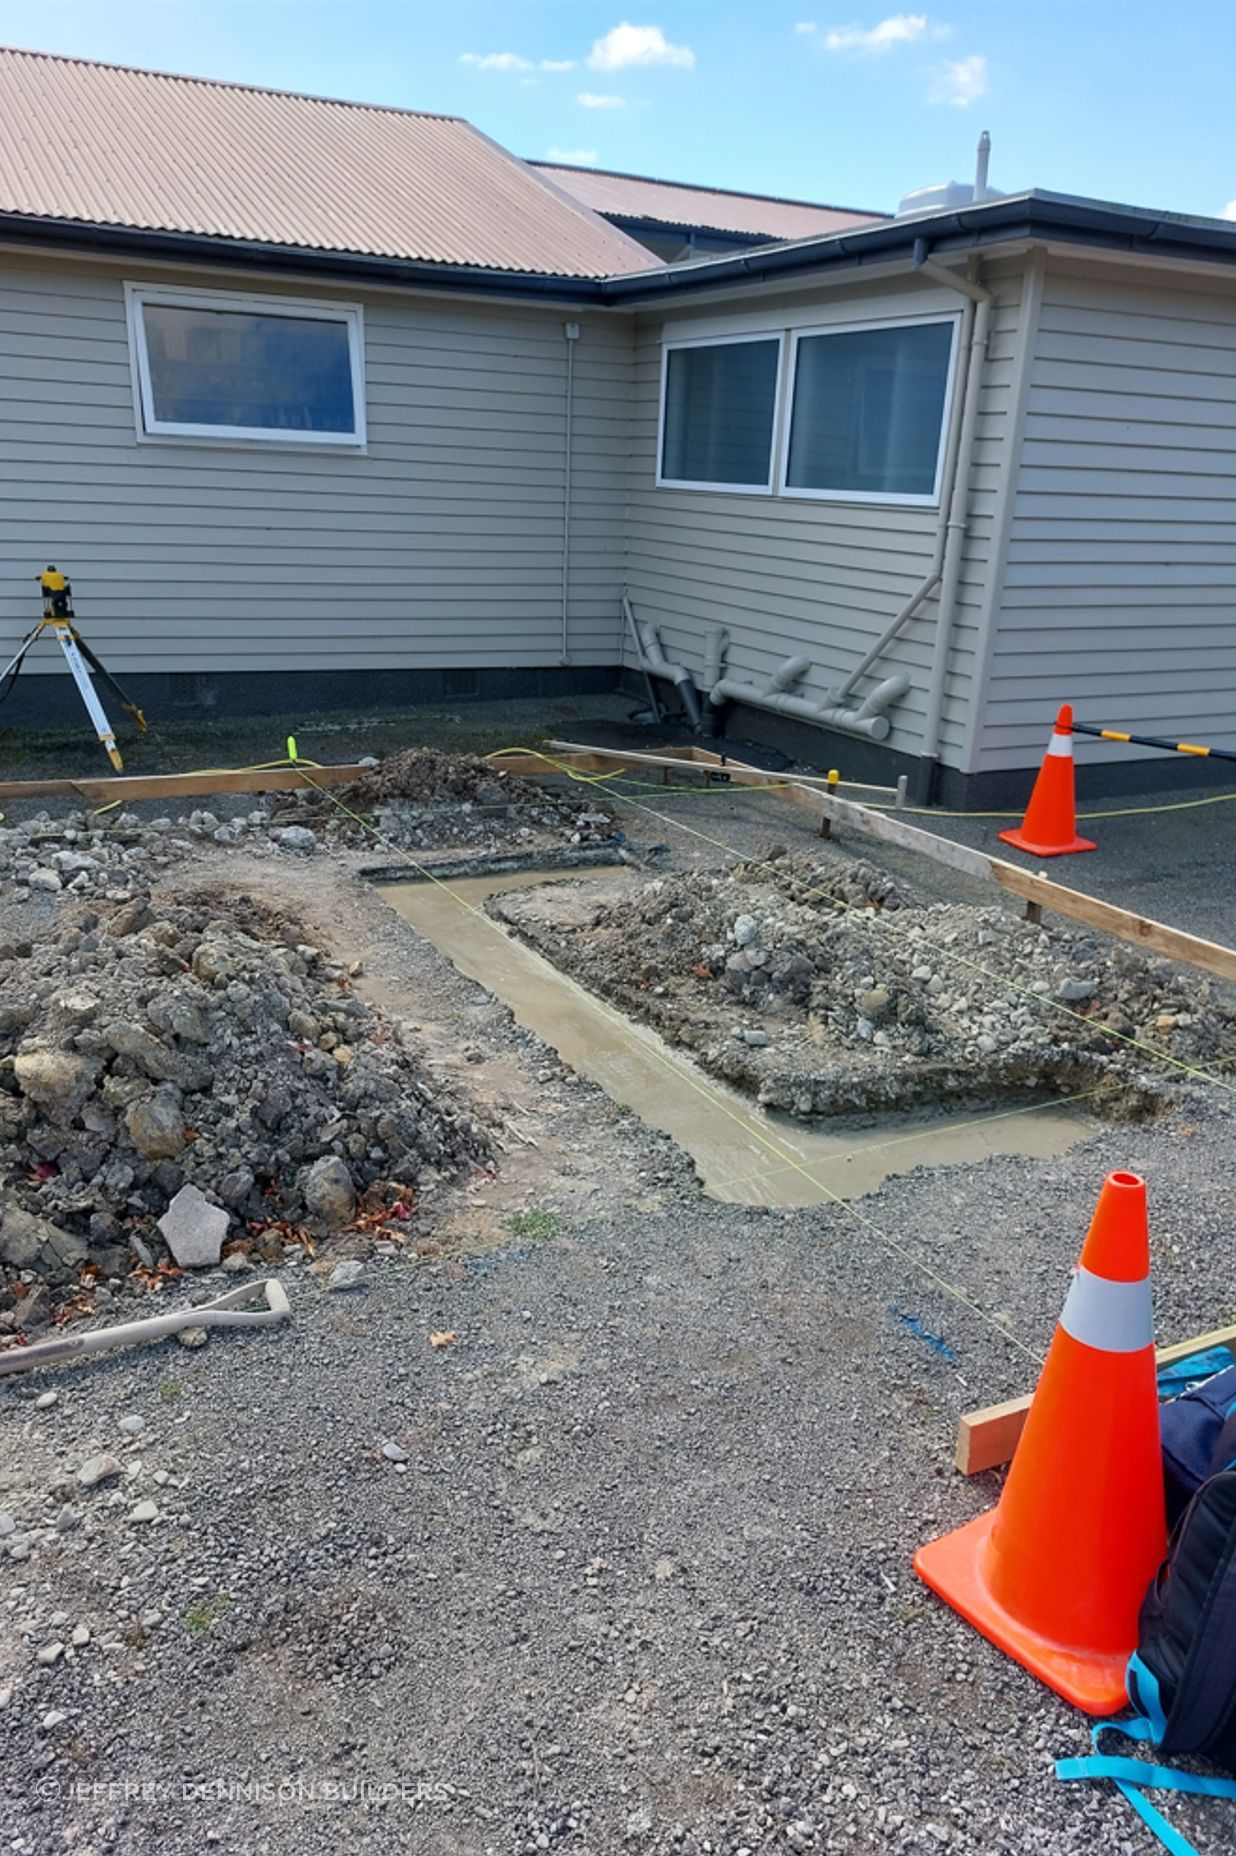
[1,567,149,771]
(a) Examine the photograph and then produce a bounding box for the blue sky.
[4,1,1236,219]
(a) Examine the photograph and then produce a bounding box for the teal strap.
[1055,1716,1236,1856]
[1058,1754,1236,1799]
[1128,1652,1169,1741]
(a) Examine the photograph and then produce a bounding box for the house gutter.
[8,194,1236,310]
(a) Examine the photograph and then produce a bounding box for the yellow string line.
[484,744,1236,823]
[89,755,325,816]
[299,767,1046,1366]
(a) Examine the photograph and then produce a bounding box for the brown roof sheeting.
[0,46,657,277]
[531,162,888,241]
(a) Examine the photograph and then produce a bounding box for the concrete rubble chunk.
[158,1184,229,1269]
[327,1259,365,1292]
[129,1500,158,1524]
[0,1206,87,1276]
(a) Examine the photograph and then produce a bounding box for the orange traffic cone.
[999,704,1096,857]
[914,1171,1166,1715]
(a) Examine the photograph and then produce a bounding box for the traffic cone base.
[914,1513,1129,1715]
[998,824,1096,858]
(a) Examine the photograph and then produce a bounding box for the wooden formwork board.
[956,1322,1236,1475]
[0,763,368,804]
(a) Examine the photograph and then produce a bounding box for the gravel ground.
[1,1103,1234,1856]
[1,727,1234,1855]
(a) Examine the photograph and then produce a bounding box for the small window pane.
[661,339,779,487]
[142,303,356,434]
[786,322,954,498]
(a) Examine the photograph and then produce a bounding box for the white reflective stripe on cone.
[1046,734,1074,757]
[1058,1266,1154,1353]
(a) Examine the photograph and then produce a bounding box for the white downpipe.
[560,322,580,664]
[709,650,910,742]
[913,258,994,780]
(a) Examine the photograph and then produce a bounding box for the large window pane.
[785,321,954,499]
[142,303,357,435]
[661,339,779,487]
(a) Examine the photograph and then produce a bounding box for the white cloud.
[546,146,600,165]
[578,90,625,108]
[928,52,988,106]
[461,51,533,71]
[1221,201,1236,221]
[795,20,817,32]
[587,23,695,70]
[461,51,576,72]
[823,13,931,54]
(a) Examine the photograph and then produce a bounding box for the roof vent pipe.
[974,131,991,203]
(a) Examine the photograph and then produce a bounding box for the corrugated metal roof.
[0,46,656,277]
[530,162,888,241]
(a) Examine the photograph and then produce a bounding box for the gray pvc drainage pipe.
[709,660,910,742]
[624,597,705,732]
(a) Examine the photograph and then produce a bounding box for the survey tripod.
[0,567,148,770]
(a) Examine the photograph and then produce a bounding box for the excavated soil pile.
[0,893,489,1326]
[297,748,617,854]
[491,856,1234,1119]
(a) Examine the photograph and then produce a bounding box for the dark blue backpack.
[1056,1370,1236,1855]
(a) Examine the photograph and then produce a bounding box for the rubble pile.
[0,804,339,905]
[0,894,490,1320]
[314,747,617,853]
[491,856,1236,1118]
[0,750,616,905]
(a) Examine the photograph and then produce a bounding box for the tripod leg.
[0,621,42,689]
[72,633,148,733]
[56,627,124,770]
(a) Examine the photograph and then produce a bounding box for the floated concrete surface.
[383,869,1091,1208]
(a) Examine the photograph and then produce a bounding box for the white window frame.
[777,313,960,509]
[124,282,367,450]
[656,331,785,496]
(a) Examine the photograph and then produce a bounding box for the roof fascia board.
[625,250,996,317]
[0,233,642,318]
[0,214,610,303]
[601,196,1236,302]
[1035,236,1236,289]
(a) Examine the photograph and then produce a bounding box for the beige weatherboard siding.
[624,263,1029,769]
[0,254,632,679]
[976,255,1236,774]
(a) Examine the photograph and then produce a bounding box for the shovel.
[0,1277,291,1377]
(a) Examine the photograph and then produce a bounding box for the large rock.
[157,1183,228,1269]
[12,1048,97,1115]
[302,1156,357,1231]
[124,1095,186,1161]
